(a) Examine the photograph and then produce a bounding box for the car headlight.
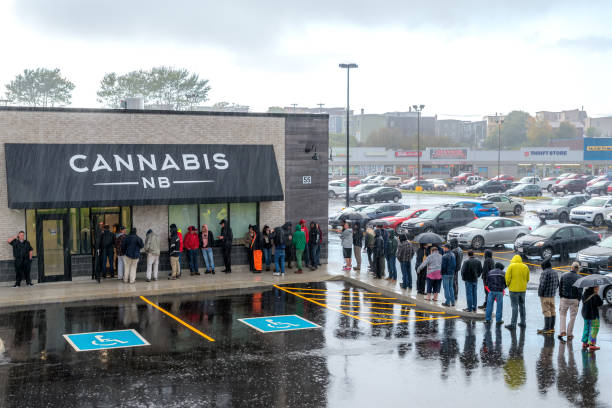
[534,241,545,247]
[585,211,593,214]
[459,233,465,237]
[416,222,425,227]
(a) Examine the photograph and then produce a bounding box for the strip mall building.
[0,107,328,284]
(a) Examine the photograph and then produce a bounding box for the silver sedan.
[447,216,531,250]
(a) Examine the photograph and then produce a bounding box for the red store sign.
[395,151,422,157]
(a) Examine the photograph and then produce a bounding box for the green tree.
[330,132,359,148]
[586,127,602,137]
[484,111,530,149]
[526,118,554,146]
[4,68,75,107]
[267,106,286,113]
[96,67,210,110]
[554,121,579,139]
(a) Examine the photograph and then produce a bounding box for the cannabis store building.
[0,107,328,283]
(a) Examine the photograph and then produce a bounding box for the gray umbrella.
[573,274,612,288]
[413,232,444,244]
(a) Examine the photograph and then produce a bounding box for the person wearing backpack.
[272,225,286,276]
[396,234,414,289]
[262,225,273,271]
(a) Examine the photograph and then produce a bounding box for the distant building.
[548,137,584,151]
[353,111,386,143]
[282,106,350,135]
[385,113,436,139]
[437,119,487,148]
[587,116,612,137]
[536,109,587,132]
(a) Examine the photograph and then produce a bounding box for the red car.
[490,174,514,181]
[453,172,474,184]
[588,175,608,187]
[369,209,427,233]
[338,177,361,187]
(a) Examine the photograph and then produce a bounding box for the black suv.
[358,187,402,204]
[552,179,587,195]
[514,224,600,261]
[576,236,612,274]
[399,208,476,238]
[507,183,542,197]
[466,180,505,194]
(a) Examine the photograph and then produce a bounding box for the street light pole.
[412,105,425,184]
[340,63,357,207]
[495,113,504,178]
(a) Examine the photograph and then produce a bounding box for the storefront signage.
[521,148,568,158]
[5,144,284,208]
[394,151,421,157]
[584,138,612,161]
[428,148,468,160]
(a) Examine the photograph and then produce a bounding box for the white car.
[447,216,531,249]
[466,176,486,186]
[328,181,347,198]
[516,176,549,190]
[569,196,612,227]
[382,176,402,187]
[427,178,448,191]
[599,272,612,304]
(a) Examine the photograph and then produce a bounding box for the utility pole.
[339,63,358,207]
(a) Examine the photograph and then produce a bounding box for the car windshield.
[518,177,532,183]
[532,225,561,238]
[559,179,572,185]
[599,237,612,249]
[369,187,385,193]
[419,210,440,219]
[549,197,571,206]
[362,205,381,212]
[465,218,491,229]
[594,180,609,187]
[473,181,487,187]
[584,198,608,207]
[395,209,415,217]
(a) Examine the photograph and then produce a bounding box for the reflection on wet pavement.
[0,281,608,407]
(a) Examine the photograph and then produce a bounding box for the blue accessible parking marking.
[238,314,321,333]
[63,329,150,352]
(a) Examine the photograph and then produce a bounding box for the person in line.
[251,225,263,273]
[115,226,127,281]
[272,224,287,276]
[262,225,273,272]
[7,231,33,287]
[352,223,363,271]
[479,249,495,310]
[177,228,184,277]
[485,262,506,325]
[440,243,456,307]
[373,228,385,279]
[184,226,200,276]
[340,221,353,271]
[461,250,482,312]
[94,221,105,281]
[169,224,181,280]
[581,286,603,351]
[293,223,306,274]
[283,222,295,270]
[299,219,310,268]
[200,224,215,274]
[365,227,375,272]
[418,245,442,301]
[558,262,583,341]
[99,224,115,278]
[386,230,399,281]
[396,234,414,290]
[537,259,559,335]
[308,222,322,270]
[144,229,160,282]
[244,225,255,272]
[121,228,143,284]
[505,255,530,330]
[219,219,233,273]
[415,244,429,295]
[450,239,463,298]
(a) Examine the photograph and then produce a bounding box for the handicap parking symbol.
[63,329,150,352]
[238,314,321,333]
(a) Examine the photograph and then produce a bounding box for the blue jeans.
[387,255,397,279]
[400,261,412,288]
[509,291,526,327]
[486,291,504,322]
[201,248,214,271]
[263,248,271,268]
[442,275,455,305]
[310,243,321,267]
[188,249,199,272]
[465,281,477,311]
[275,248,286,274]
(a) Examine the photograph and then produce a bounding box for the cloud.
[556,36,612,52]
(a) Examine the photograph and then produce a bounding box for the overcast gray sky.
[2,0,612,118]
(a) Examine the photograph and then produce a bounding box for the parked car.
[551,178,587,195]
[599,273,612,304]
[447,216,531,249]
[370,175,387,185]
[453,172,474,184]
[543,177,558,191]
[400,180,435,191]
[587,180,612,196]
[369,208,428,233]
[466,179,506,194]
[360,203,409,220]
[358,187,403,204]
[399,207,476,238]
[506,183,542,197]
[570,196,612,227]
[360,175,377,183]
[452,200,500,218]
[328,181,347,198]
[428,178,448,191]
[536,194,589,223]
[466,175,486,186]
[587,175,609,187]
[576,236,612,275]
[329,211,370,229]
[381,176,402,187]
[403,176,424,183]
[490,174,514,182]
[482,193,525,216]
[348,183,379,201]
[514,224,601,261]
[516,176,548,190]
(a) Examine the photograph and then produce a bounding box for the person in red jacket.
[184,226,200,276]
[299,219,311,268]
[177,228,184,277]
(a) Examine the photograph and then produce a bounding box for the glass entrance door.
[36,214,71,282]
[90,211,121,276]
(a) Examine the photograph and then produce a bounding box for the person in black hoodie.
[308,222,322,270]
[169,224,181,279]
[218,219,233,273]
[450,239,463,298]
[461,251,482,312]
[581,286,603,351]
[283,222,295,269]
[479,249,495,310]
[352,223,363,271]
[99,224,116,278]
[262,225,273,271]
[415,244,429,295]
[373,229,385,279]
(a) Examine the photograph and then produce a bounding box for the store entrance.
[36,213,71,282]
[91,209,121,277]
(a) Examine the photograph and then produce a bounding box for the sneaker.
[441,303,450,307]
[195,272,201,275]
[12,284,19,288]
[589,344,600,351]
[146,279,151,282]
[496,320,504,325]
[462,308,471,312]
[582,342,589,349]
[477,305,486,310]
[273,272,280,276]
[27,283,34,286]
[505,324,516,330]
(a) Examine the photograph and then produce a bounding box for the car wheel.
[393,196,399,203]
[516,233,525,241]
[604,286,612,305]
[564,189,569,195]
[424,227,434,233]
[541,247,553,261]
[547,185,552,192]
[471,236,485,250]
[582,189,586,194]
[513,205,522,216]
[593,214,604,228]
[328,191,336,198]
[558,212,569,223]
[369,197,375,204]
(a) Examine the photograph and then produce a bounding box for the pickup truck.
[516,176,552,191]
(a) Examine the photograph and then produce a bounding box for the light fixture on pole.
[412,104,425,185]
[339,63,358,207]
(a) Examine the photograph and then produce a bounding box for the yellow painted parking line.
[413,310,447,314]
[140,295,215,342]
[370,315,460,325]
[296,294,398,300]
[340,306,399,311]
[278,287,381,295]
[351,311,414,317]
[320,299,416,306]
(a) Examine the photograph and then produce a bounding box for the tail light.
[529,227,532,231]
[599,233,602,240]
[474,216,478,219]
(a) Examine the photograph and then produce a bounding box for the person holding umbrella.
[573,274,611,351]
[417,245,442,301]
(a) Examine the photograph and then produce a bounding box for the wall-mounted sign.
[394,151,422,157]
[521,147,569,158]
[429,148,468,160]
[5,144,284,208]
[302,176,312,184]
[584,138,612,161]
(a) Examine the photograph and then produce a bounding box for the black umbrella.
[413,232,444,244]
[573,274,612,288]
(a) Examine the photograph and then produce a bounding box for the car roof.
[456,200,493,204]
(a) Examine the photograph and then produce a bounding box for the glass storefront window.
[26,210,37,256]
[121,207,132,230]
[69,208,79,254]
[200,204,227,239]
[169,204,198,237]
[80,208,91,254]
[230,203,257,244]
